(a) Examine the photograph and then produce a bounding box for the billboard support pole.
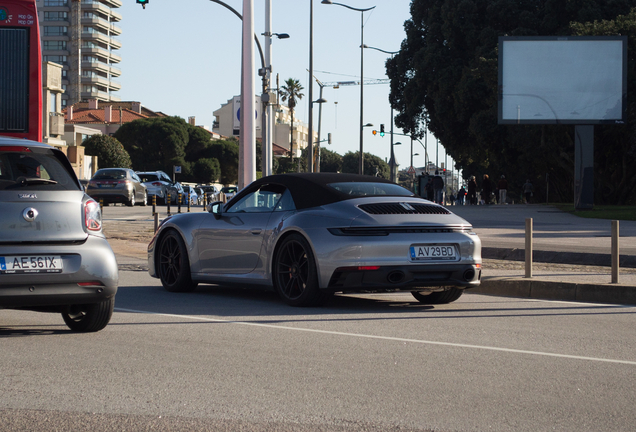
[574,125,594,210]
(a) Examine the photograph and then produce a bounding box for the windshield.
[328,182,413,197]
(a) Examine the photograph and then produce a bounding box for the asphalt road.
[2,266,636,431]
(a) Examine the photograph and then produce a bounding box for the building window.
[50,93,57,114]
[43,40,67,50]
[44,11,68,21]
[44,55,68,65]
[44,26,68,36]
[44,0,68,6]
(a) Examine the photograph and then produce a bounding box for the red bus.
[0,0,42,141]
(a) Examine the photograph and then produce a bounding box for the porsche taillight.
[84,198,102,231]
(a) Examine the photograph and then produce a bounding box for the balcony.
[82,46,121,63]
[82,60,110,73]
[81,75,121,91]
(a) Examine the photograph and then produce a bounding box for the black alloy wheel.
[411,287,463,304]
[273,234,326,307]
[158,230,198,293]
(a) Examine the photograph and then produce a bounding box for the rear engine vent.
[359,203,451,215]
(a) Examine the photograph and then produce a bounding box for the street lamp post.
[361,44,398,181]
[322,0,376,175]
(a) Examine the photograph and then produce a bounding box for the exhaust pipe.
[463,269,475,281]
[387,271,405,284]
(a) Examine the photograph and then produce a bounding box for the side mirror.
[208,200,224,219]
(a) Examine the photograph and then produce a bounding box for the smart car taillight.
[84,198,102,231]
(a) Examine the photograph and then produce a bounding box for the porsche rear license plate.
[409,245,457,261]
[0,256,63,274]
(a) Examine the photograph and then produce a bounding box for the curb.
[482,247,636,268]
[471,277,636,306]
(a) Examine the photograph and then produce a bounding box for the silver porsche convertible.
[148,173,482,306]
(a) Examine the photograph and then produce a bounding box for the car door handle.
[251,229,262,235]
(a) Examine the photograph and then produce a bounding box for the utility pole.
[67,0,81,105]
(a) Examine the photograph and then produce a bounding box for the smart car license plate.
[0,256,63,274]
[409,245,458,261]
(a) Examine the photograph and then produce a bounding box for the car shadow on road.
[111,284,635,324]
[0,325,70,338]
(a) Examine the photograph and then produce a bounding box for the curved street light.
[322,0,376,175]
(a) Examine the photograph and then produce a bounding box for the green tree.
[341,151,389,178]
[202,139,239,185]
[82,134,132,169]
[114,116,189,173]
[192,158,221,184]
[319,147,343,173]
[386,0,636,203]
[279,78,304,159]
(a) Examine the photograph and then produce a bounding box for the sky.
[117,0,449,172]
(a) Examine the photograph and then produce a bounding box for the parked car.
[0,137,118,332]
[148,173,482,307]
[198,184,220,203]
[220,185,238,201]
[136,170,178,205]
[182,185,199,205]
[86,168,147,206]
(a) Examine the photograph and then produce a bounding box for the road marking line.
[115,307,636,366]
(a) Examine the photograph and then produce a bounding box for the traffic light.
[372,130,377,136]
[328,133,332,144]
[136,0,149,8]
[380,124,385,137]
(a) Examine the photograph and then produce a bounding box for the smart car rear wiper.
[15,176,58,186]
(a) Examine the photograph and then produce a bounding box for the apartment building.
[36,0,122,107]
[213,97,317,157]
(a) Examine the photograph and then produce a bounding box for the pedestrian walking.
[498,175,508,205]
[523,179,534,203]
[424,177,434,202]
[467,176,477,205]
[433,171,444,205]
[457,185,467,205]
[482,174,493,205]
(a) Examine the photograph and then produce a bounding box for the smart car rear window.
[328,182,413,197]
[0,148,79,191]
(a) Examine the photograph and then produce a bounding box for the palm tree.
[279,78,304,159]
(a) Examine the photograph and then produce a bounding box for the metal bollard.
[178,193,182,213]
[152,194,156,216]
[187,194,191,212]
[525,218,533,278]
[203,193,207,211]
[167,196,171,216]
[99,198,103,212]
[612,220,619,284]
[154,212,159,232]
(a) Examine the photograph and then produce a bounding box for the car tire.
[141,191,148,206]
[127,192,135,207]
[273,233,326,307]
[61,297,115,332]
[158,230,198,293]
[411,288,463,304]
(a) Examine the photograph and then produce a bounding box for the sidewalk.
[450,204,636,305]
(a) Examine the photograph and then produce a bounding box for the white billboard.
[498,36,627,124]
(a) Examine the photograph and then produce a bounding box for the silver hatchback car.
[0,138,118,332]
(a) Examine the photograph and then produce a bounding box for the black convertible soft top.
[232,173,413,210]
